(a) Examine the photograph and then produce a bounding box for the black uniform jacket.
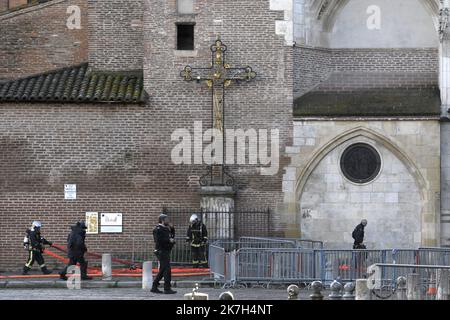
[67,225,87,258]
[186,222,208,246]
[27,229,51,252]
[352,224,365,245]
[153,224,174,252]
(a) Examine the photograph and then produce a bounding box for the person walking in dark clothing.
[151,214,176,294]
[352,219,368,249]
[22,221,53,275]
[186,214,208,268]
[59,221,92,280]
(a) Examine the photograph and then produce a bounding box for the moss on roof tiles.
[30,75,44,100]
[294,87,442,117]
[0,63,148,104]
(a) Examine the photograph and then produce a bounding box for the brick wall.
[0,0,9,12]
[144,0,293,238]
[0,103,205,271]
[294,46,331,97]
[7,0,27,10]
[88,0,143,71]
[144,0,293,207]
[315,72,438,92]
[0,0,88,80]
[294,46,439,96]
[0,0,293,270]
[332,48,439,73]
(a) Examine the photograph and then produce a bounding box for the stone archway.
[312,0,439,33]
[293,126,437,248]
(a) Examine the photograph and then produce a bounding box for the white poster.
[64,184,76,200]
[85,212,99,234]
[100,213,123,233]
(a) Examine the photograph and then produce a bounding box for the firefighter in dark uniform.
[59,221,93,280]
[151,214,177,294]
[352,219,368,249]
[186,214,208,268]
[22,221,53,275]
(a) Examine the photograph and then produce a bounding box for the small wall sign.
[100,213,123,233]
[64,184,76,200]
[85,212,99,234]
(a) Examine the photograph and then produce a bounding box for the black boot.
[151,282,163,293]
[80,262,93,280]
[22,266,31,275]
[41,266,52,275]
[164,288,177,294]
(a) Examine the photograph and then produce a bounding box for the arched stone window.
[340,143,381,184]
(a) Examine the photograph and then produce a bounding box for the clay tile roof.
[0,63,148,104]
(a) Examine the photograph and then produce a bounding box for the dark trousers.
[24,250,46,270]
[153,250,171,290]
[59,256,88,277]
[191,245,207,265]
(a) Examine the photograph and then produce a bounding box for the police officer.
[59,221,92,281]
[352,219,368,249]
[22,221,53,275]
[151,214,177,294]
[186,214,208,268]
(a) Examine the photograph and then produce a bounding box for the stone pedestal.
[184,292,209,300]
[437,269,450,300]
[407,273,421,300]
[200,186,236,239]
[102,254,112,281]
[355,279,371,300]
[142,261,153,290]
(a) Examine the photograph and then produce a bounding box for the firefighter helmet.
[189,214,199,224]
[31,221,42,230]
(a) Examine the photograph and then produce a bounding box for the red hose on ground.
[0,272,210,280]
[22,244,210,279]
[50,244,143,268]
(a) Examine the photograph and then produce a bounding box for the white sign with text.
[100,213,123,233]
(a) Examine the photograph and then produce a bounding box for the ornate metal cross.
[180,37,257,187]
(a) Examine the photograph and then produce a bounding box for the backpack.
[23,229,30,250]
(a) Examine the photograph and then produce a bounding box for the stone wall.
[282,120,441,247]
[300,135,422,249]
[0,0,88,80]
[441,123,450,247]
[329,0,438,49]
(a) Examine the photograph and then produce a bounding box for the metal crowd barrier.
[368,263,450,300]
[237,248,316,282]
[208,242,450,286]
[238,237,323,250]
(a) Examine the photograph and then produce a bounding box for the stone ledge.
[199,186,236,197]
[0,279,219,289]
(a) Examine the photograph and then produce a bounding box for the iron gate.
[161,207,272,241]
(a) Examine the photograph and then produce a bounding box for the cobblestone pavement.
[0,287,318,300]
